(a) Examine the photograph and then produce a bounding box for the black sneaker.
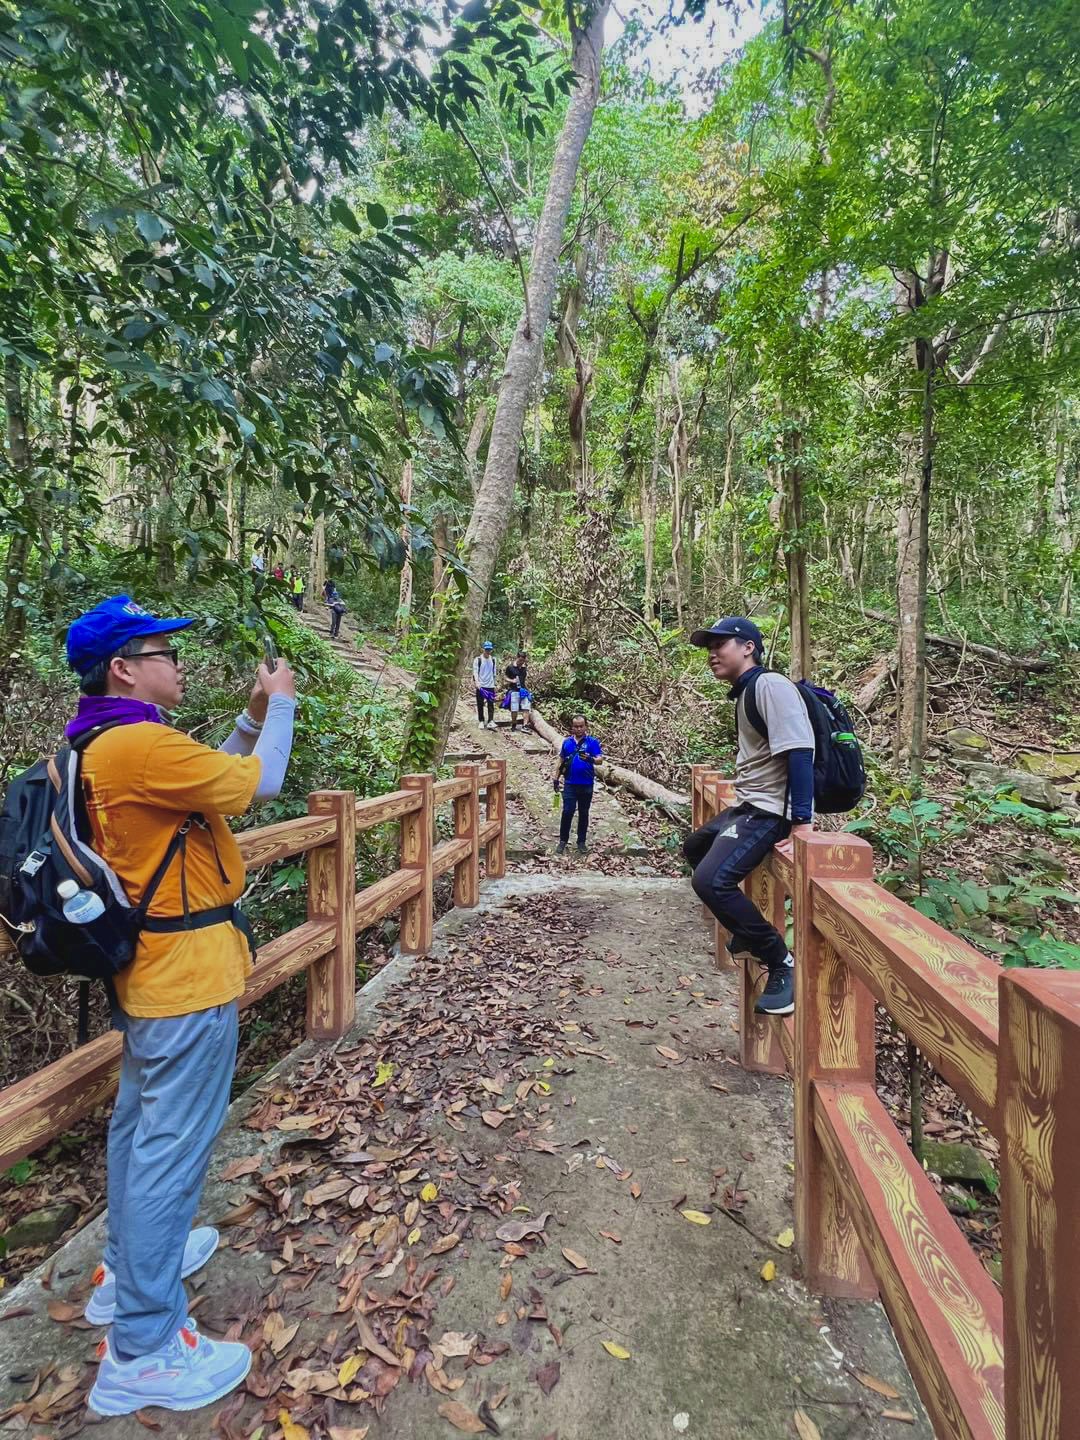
[576,843,587,854]
[755,965,795,1016]
[556,842,567,854]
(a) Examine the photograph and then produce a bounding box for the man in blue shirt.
[683,617,814,1016]
[552,715,602,854]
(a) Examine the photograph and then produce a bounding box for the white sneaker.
[85,1226,219,1326]
[487,721,498,730]
[88,1323,251,1416]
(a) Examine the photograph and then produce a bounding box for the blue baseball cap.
[689,616,765,656]
[66,594,195,676]
[482,641,493,651]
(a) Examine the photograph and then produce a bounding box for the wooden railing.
[0,759,507,1173]
[691,766,1080,1440]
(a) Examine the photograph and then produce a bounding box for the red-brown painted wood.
[453,763,481,909]
[794,830,878,1298]
[305,790,357,1040]
[813,877,999,1128]
[399,774,434,954]
[814,1081,1005,1440]
[1000,968,1080,1440]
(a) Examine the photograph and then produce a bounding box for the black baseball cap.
[689,616,765,655]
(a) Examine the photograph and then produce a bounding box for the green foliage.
[849,785,1080,969]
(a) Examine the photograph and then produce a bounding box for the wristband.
[237,710,265,736]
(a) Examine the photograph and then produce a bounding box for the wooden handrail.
[689,767,1080,1440]
[0,761,505,1171]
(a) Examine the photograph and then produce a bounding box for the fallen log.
[853,649,898,715]
[528,707,690,820]
[862,608,1050,672]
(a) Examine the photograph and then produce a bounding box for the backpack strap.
[740,670,769,742]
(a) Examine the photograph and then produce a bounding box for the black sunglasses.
[124,646,182,666]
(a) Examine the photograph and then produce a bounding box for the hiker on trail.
[473,641,497,729]
[272,563,284,581]
[683,617,813,1017]
[503,651,532,732]
[62,595,297,1416]
[553,714,602,855]
[323,580,346,639]
[291,570,305,611]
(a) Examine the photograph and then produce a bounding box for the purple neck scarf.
[65,695,164,742]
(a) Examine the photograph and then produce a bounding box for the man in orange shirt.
[61,596,297,1416]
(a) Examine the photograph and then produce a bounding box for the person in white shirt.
[472,642,497,729]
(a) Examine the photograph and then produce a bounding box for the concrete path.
[0,878,930,1440]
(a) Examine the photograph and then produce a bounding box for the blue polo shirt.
[561,735,602,786]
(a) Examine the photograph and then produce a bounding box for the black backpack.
[742,672,866,814]
[0,726,195,986]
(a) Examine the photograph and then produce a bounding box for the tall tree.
[402,0,612,767]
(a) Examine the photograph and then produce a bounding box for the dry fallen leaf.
[328,1428,370,1440]
[481,1110,508,1129]
[494,1212,550,1243]
[499,1271,512,1301]
[854,1372,901,1401]
[599,1230,622,1244]
[681,1210,711,1226]
[630,1183,642,1200]
[429,1233,461,1255]
[219,1154,262,1182]
[436,1400,487,1434]
[355,1312,401,1367]
[134,1410,162,1431]
[535,1359,561,1395]
[278,1410,310,1440]
[561,1247,590,1270]
[776,1227,795,1249]
[421,1182,439,1202]
[45,1300,83,1323]
[601,1341,630,1360]
[338,1354,364,1388]
[436,1331,477,1360]
[881,1410,915,1424]
[760,1260,776,1282]
[263,1312,301,1357]
[655,1046,681,1061]
[793,1409,821,1440]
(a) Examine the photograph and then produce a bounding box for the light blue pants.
[104,1003,239,1359]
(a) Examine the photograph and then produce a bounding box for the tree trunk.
[401,0,612,769]
[2,353,32,654]
[642,373,663,620]
[784,426,812,679]
[431,509,449,601]
[309,513,327,602]
[397,458,414,635]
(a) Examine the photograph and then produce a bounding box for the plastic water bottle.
[56,879,106,924]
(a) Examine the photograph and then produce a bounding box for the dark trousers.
[560,783,593,846]
[476,690,494,723]
[329,608,343,638]
[292,593,303,611]
[684,803,791,969]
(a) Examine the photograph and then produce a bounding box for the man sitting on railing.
[683,617,814,1017]
[61,596,297,1417]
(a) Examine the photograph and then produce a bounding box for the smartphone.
[263,632,278,673]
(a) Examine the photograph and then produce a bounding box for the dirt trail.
[303,615,646,860]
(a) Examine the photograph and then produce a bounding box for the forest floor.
[0,753,932,1439]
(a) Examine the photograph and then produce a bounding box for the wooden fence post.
[485,758,507,878]
[793,828,877,1297]
[690,764,709,831]
[399,773,434,954]
[453,762,481,909]
[708,776,738,972]
[1000,968,1080,1440]
[305,790,357,1040]
[742,859,789,1075]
